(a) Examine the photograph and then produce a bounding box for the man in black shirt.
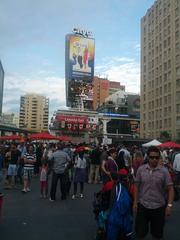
[88,145,102,184]
[6,144,21,188]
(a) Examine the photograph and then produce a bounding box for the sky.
[0,0,155,116]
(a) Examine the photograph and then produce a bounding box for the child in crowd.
[72,151,87,199]
[40,161,48,198]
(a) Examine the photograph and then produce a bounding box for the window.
[176,42,180,51]
[176,79,180,87]
[177,116,180,125]
[176,67,180,76]
[176,91,180,101]
[176,55,180,63]
[176,104,180,113]
[175,31,179,41]
[175,7,179,17]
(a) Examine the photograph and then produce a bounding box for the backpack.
[106,183,133,240]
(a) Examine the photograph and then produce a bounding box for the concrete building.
[109,81,125,96]
[141,0,180,140]
[93,76,125,110]
[93,76,109,110]
[19,94,49,132]
[1,113,19,127]
[0,61,4,116]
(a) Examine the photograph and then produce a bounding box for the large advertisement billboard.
[67,34,95,80]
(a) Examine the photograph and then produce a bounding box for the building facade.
[93,76,110,110]
[93,77,125,110]
[0,61,4,116]
[19,94,49,132]
[1,113,19,127]
[109,81,125,95]
[141,0,180,140]
[49,109,98,143]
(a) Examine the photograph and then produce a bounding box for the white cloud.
[3,73,66,115]
[134,43,140,51]
[95,57,140,93]
[3,56,140,115]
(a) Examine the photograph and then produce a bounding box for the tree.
[160,131,171,141]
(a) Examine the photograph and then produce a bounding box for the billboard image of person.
[67,35,95,80]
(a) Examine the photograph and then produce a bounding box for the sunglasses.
[149,156,159,160]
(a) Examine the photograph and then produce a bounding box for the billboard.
[66,34,95,81]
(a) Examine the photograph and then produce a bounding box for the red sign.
[56,115,89,124]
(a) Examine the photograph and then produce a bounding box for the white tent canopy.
[142,139,162,147]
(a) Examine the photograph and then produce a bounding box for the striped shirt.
[24,153,36,170]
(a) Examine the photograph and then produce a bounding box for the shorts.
[8,164,17,176]
[24,168,34,181]
[40,181,48,189]
[135,203,165,239]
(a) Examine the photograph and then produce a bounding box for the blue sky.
[0,0,154,116]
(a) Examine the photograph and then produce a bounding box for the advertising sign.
[68,35,95,80]
[55,115,97,132]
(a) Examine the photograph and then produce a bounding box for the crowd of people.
[0,139,180,239]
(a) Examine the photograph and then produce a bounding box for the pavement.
[0,177,180,240]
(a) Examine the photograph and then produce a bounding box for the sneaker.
[40,195,43,199]
[80,193,84,198]
[72,194,76,200]
[49,198,55,202]
[21,189,27,193]
[26,188,31,192]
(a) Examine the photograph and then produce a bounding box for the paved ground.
[0,177,180,240]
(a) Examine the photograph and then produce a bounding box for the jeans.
[88,164,100,183]
[50,171,67,200]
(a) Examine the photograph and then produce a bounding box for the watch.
[167,203,173,207]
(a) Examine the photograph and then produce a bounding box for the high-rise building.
[0,61,4,116]
[19,94,49,132]
[93,76,109,110]
[109,81,125,95]
[93,77,125,110]
[140,0,180,140]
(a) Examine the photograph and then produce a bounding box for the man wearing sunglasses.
[133,146,174,240]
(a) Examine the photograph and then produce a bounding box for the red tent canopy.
[29,132,57,140]
[158,141,180,148]
[0,135,24,141]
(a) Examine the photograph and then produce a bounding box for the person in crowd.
[72,150,87,199]
[17,140,27,184]
[88,145,102,184]
[34,143,43,175]
[5,143,21,189]
[161,148,169,165]
[40,161,49,198]
[22,145,36,193]
[101,148,118,184]
[49,142,71,201]
[133,146,174,240]
[173,151,180,188]
[132,150,144,176]
[99,145,109,182]
[64,142,74,195]
[118,142,131,168]
[0,147,4,194]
